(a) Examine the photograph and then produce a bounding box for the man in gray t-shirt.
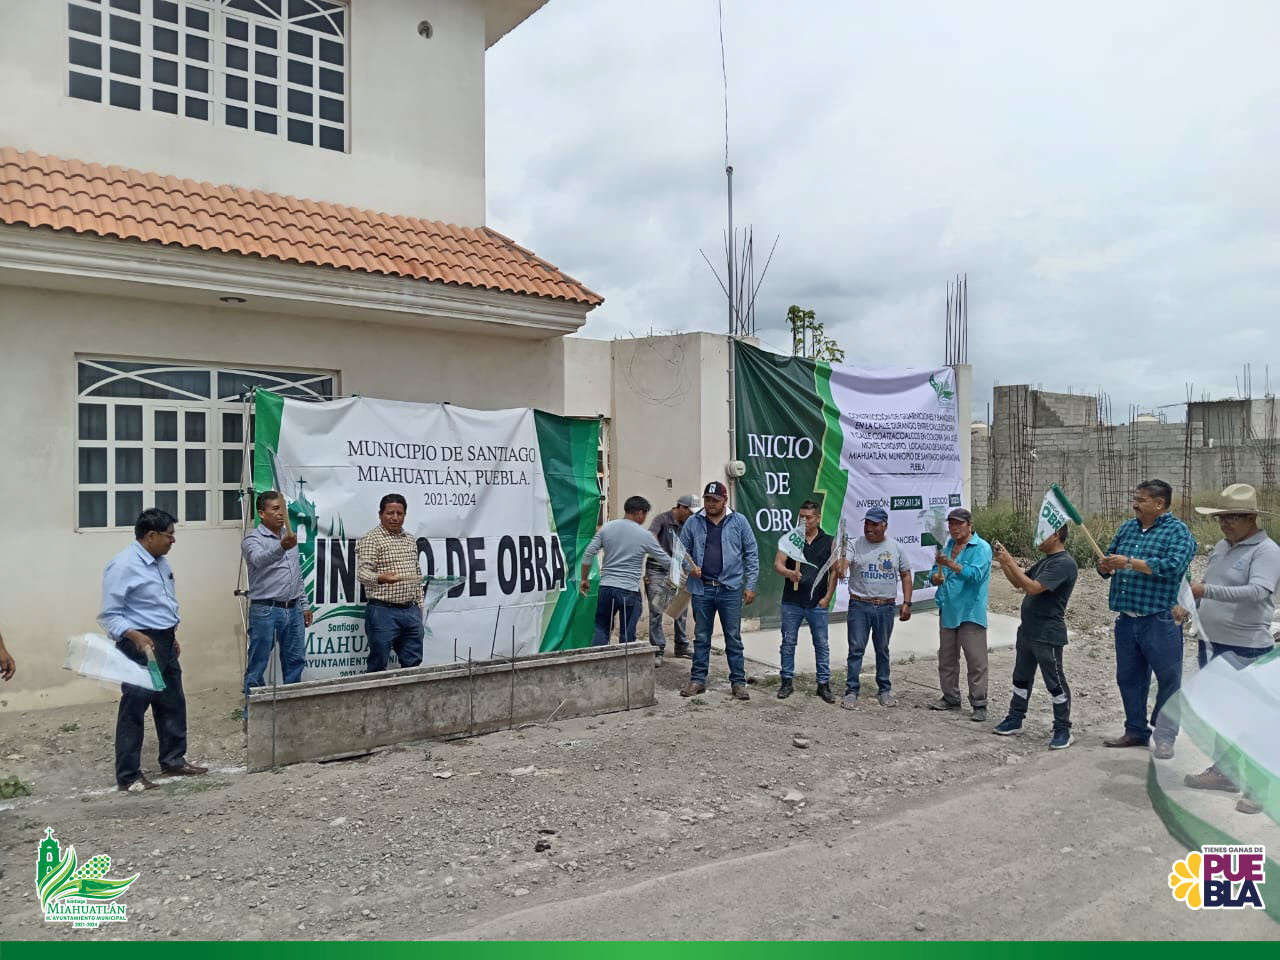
[1181,484,1280,815]
[580,495,672,651]
[837,506,912,707]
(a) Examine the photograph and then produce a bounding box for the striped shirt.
[1101,512,1197,616]
[356,525,424,605]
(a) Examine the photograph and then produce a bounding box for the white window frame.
[75,357,336,532]
[65,0,349,152]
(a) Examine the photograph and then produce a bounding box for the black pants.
[115,628,188,786]
[1007,629,1071,732]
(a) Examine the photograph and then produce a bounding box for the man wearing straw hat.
[1180,483,1280,814]
[1097,479,1196,759]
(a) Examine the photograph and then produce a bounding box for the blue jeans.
[364,602,424,672]
[244,603,307,695]
[593,585,642,645]
[780,602,830,683]
[690,584,746,685]
[1114,611,1183,743]
[846,600,895,696]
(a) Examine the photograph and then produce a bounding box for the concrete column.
[953,364,974,508]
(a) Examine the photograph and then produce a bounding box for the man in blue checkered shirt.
[1096,479,1196,759]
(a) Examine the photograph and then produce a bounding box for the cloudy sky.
[486,1,1280,422]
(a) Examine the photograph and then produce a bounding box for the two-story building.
[0,0,743,709]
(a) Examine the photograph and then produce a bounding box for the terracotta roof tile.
[0,147,602,307]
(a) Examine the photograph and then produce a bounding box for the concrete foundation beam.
[246,642,657,771]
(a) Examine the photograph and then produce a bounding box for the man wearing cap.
[928,507,993,721]
[645,494,696,660]
[1181,484,1280,814]
[837,506,912,709]
[678,481,760,700]
[773,499,839,703]
[1097,479,1196,759]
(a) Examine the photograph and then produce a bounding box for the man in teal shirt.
[928,507,993,721]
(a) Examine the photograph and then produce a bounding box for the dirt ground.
[2,557,1274,940]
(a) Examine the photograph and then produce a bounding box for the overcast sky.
[486,1,1280,422]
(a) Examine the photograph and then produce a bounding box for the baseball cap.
[702,481,729,500]
[864,506,889,524]
[676,494,697,508]
[947,507,973,523]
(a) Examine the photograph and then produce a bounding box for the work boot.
[928,698,961,711]
[1184,766,1237,792]
[816,682,835,704]
[680,681,706,698]
[117,776,159,793]
[674,646,693,660]
[1237,796,1263,815]
[777,679,794,699]
[1103,734,1149,748]
[731,683,750,701]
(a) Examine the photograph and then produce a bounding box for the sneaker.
[731,683,750,701]
[840,694,858,710]
[777,680,794,700]
[969,707,988,722]
[877,692,896,707]
[680,681,706,698]
[1152,740,1176,760]
[1048,730,1073,750]
[992,716,1023,736]
[654,653,664,668]
[928,698,961,711]
[1184,766,1237,792]
[117,776,159,793]
[816,682,835,704]
[1236,796,1263,815]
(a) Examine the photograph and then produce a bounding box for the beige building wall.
[0,0,489,224]
[0,283,576,711]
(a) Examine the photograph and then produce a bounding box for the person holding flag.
[1097,479,1196,759]
[772,499,839,703]
[990,486,1081,748]
[241,490,312,697]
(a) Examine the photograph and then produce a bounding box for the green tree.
[786,305,845,363]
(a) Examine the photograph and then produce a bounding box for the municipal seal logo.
[37,827,138,928]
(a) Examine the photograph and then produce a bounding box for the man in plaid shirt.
[357,494,425,673]
[1096,479,1196,759]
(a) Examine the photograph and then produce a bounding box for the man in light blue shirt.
[242,491,312,697]
[927,507,993,721]
[100,508,207,792]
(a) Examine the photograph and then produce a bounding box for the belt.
[367,598,416,609]
[251,598,299,608]
[851,595,896,606]
[704,579,724,587]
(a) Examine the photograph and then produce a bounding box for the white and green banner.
[252,391,601,679]
[734,341,963,613]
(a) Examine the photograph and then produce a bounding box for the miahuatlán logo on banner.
[929,373,956,405]
[37,827,138,928]
[1169,846,1266,910]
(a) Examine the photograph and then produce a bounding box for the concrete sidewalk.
[722,608,1021,675]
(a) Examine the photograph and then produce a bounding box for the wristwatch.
[1124,557,1134,571]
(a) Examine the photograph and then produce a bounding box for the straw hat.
[1194,483,1269,516]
